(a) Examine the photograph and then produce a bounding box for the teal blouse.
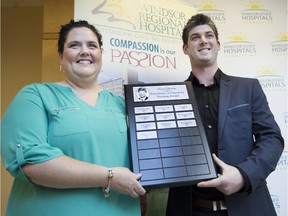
[1,83,141,216]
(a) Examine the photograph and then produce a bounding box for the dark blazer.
[166,71,284,216]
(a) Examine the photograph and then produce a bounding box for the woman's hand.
[23,156,146,198]
[110,167,146,198]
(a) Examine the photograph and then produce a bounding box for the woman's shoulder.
[20,82,59,91]
[102,90,126,110]
[20,82,70,94]
[15,83,72,107]
[104,90,125,102]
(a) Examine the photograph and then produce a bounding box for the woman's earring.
[59,64,62,72]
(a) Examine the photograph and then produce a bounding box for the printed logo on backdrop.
[91,0,137,30]
[276,150,288,171]
[75,0,197,88]
[87,0,197,72]
[271,195,281,214]
[222,33,256,57]
[255,68,286,91]
[196,0,226,23]
[91,0,189,38]
[284,112,288,126]
[271,32,288,55]
[241,1,273,23]
[272,151,287,216]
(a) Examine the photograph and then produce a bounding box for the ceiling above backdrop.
[2,0,43,7]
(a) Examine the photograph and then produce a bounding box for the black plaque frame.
[124,82,216,189]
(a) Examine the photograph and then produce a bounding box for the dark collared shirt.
[191,70,221,155]
[187,69,224,200]
[187,69,251,200]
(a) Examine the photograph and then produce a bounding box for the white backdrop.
[75,0,287,215]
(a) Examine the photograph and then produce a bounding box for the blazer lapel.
[218,73,231,142]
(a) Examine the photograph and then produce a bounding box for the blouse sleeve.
[1,84,64,182]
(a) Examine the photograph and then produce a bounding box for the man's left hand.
[197,154,245,195]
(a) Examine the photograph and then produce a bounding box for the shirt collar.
[190,69,221,86]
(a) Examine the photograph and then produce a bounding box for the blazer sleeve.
[235,79,284,191]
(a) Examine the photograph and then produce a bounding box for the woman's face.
[59,27,102,84]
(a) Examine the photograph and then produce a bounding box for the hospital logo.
[222,33,256,57]
[241,1,273,23]
[271,33,288,55]
[91,0,137,30]
[284,112,288,127]
[91,0,193,38]
[255,68,286,91]
[197,0,226,23]
[271,195,281,212]
[276,151,288,171]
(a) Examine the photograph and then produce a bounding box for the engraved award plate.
[124,82,217,189]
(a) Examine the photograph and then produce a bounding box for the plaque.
[124,82,217,189]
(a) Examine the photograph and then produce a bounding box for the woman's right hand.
[22,156,146,198]
[110,167,146,198]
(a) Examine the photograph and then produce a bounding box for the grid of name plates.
[134,103,211,186]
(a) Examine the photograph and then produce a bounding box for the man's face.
[183,24,220,68]
[138,89,147,98]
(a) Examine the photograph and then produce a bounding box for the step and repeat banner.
[75,0,287,215]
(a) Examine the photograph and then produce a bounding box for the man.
[166,13,284,216]
[137,87,149,101]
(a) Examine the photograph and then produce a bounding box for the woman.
[1,20,145,216]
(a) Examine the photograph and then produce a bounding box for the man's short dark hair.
[182,13,219,44]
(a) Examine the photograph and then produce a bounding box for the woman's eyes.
[88,43,98,48]
[69,43,78,48]
[68,43,98,49]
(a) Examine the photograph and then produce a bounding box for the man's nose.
[200,35,208,43]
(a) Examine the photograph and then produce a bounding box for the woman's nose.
[80,45,89,55]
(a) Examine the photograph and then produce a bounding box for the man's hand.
[197,154,245,195]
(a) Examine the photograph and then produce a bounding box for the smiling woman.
[1,19,146,216]
[59,27,103,87]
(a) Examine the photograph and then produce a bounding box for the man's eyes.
[191,34,214,40]
[207,34,214,38]
[191,35,200,40]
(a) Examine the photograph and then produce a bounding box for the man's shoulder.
[222,72,257,83]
